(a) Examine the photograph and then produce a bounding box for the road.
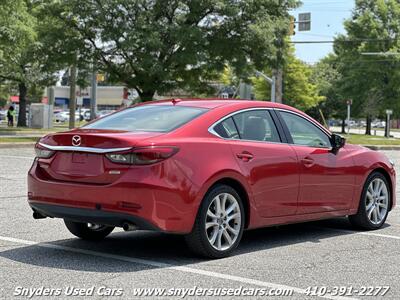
[1,147,400,299]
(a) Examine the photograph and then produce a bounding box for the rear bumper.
[30,202,159,230]
[28,159,200,234]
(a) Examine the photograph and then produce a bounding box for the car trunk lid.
[37,129,163,184]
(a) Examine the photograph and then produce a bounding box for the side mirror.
[331,133,346,153]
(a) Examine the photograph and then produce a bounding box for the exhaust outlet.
[122,222,137,231]
[33,211,47,219]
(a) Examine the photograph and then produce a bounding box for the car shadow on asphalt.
[0,217,393,273]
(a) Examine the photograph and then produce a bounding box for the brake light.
[106,146,179,165]
[35,143,55,159]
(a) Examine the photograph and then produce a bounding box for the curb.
[0,142,35,149]
[362,145,400,151]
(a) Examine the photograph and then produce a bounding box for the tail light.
[35,143,55,159]
[106,146,179,165]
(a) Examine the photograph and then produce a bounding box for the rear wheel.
[349,172,390,230]
[185,184,244,258]
[64,220,114,240]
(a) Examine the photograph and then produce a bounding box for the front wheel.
[64,220,114,240]
[185,184,245,258]
[349,172,390,230]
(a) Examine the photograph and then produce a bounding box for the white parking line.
[358,231,400,240]
[0,155,33,160]
[317,227,400,240]
[0,235,357,300]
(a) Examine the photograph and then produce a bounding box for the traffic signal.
[289,16,296,36]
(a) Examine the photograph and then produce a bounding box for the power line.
[291,38,400,44]
[291,40,335,44]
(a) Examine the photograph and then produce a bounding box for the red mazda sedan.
[28,99,396,258]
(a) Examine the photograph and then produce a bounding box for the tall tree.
[58,0,299,101]
[334,0,400,134]
[0,0,59,126]
[308,54,346,130]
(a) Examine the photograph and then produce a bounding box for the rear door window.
[232,110,281,142]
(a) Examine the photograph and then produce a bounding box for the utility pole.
[283,13,311,103]
[346,99,352,134]
[279,13,311,104]
[274,69,283,103]
[47,87,55,129]
[68,65,77,129]
[90,67,97,121]
[385,109,393,138]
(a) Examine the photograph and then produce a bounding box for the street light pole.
[255,71,276,102]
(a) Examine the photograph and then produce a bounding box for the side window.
[213,117,240,139]
[232,110,280,142]
[279,111,331,148]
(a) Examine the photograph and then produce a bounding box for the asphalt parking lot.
[0,147,399,300]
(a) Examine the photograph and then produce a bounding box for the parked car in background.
[82,110,91,121]
[0,109,6,122]
[54,111,80,123]
[345,120,356,127]
[28,99,396,258]
[372,120,386,128]
[97,110,115,119]
[328,119,341,127]
[358,120,367,127]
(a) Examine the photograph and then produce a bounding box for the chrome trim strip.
[38,143,132,154]
[207,107,333,149]
[208,107,273,138]
[207,108,288,146]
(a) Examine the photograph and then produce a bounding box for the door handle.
[236,152,254,162]
[301,157,314,167]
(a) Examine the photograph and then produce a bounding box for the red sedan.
[28,99,396,258]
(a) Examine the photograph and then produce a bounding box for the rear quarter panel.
[147,136,259,231]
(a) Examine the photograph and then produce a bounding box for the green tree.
[308,54,347,131]
[0,0,92,127]
[0,0,60,126]
[252,47,323,111]
[334,0,400,134]
[58,0,299,101]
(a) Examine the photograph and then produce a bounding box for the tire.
[185,184,245,258]
[349,172,391,230]
[64,220,114,240]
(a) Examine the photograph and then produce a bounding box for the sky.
[291,0,355,64]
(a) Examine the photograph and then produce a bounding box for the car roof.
[144,98,331,136]
[140,98,297,111]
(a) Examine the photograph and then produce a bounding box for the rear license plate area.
[72,152,88,164]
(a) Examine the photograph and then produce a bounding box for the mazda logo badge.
[72,135,81,147]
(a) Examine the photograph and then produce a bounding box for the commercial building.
[52,86,136,110]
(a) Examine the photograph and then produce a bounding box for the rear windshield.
[84,105,208,132]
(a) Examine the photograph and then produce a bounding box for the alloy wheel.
[205,193,241,251]
[366,178,389,225]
